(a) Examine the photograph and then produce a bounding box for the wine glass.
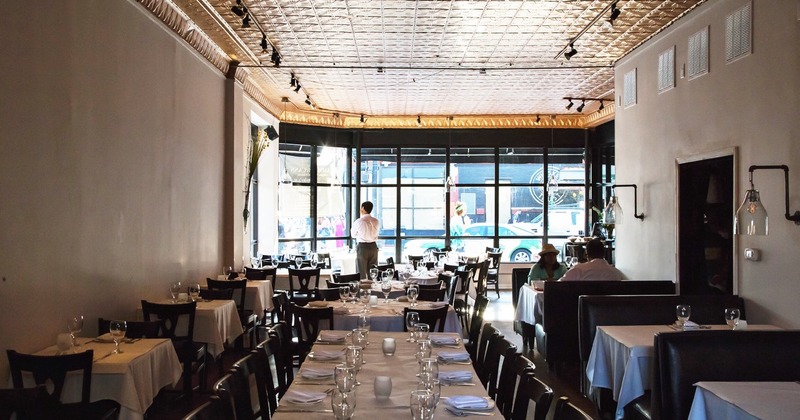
[386,267,395,280]
[724,308,741,329]
[331,387,357,420]
[418,355,438,381]
[188,283,201,302]
[369,267,379,282]
[406,311,420,342]
[109,320,127,354]
[415,340,432,363]
[169,281,182,303]
[676,304,691,327]
[407,285,419,307]
[358,289,370,313]
[381,279,393,303]
[334,364,357,392]
[294,256,303,269]
[67,315,84,347]
[415,323,430,342]
[410,390,435,420]
[339,286,350,306]
[223,266,233,277]
[348,282,359,303]
[310,253,319,269]
[238,266,246,278]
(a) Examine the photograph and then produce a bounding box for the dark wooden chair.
[245,266,276,281]
[471,323,500,371]
[199,288,234,301]
[480,335,516,395]
[271,290,291,324]
[407,255,424,270]
[211,374,239,420]
[290,303,334,362]
[553,396,594,420]
[140,300,207,394]
[181,396,232,420]
[6,350,121,420]
[332,272,361,283]
[253,337,281,415]
[228,351,275,420]
[452,265,474,332]
[417,282,443,290]
[464,295,489,357]
[326,279,351,289]
[0,385,56,420]
[316,287,341,301]
[513,374,554,420]
[402,306,449,332]
[485,251,502,299]
[496,353,536,418]
[97,318,162,338]
[287,268,321,304]
[267,321,296,393]
[441,273,459,306]
[206,278,259,351]
[417,288,446,302]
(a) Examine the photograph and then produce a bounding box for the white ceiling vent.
[623,68,637,108]
[688,26,709,80]
[726,1,752,63]
[658,46,675,93]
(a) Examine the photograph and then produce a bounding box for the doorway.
[677,150,736,295]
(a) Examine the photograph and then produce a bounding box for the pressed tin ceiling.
[157,0,706,128]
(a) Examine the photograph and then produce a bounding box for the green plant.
[243,127,272,228]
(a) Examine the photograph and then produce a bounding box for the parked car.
[521,208,585,237]
[402,223,541,262]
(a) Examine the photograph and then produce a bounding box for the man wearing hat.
[528,243,568,281]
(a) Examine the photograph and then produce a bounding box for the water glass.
[417,378,441,408]
[67,315,84,347]
[369,267,379,281]
[352,328,368,348]
[169,282,182,302]
[415,323,430,342]
[358,289,371,313]
[418,356,439,380]
[345,346,363,384]
[380,279,393,303]
[188,283,201,302]
[310,253,319,269]
[407,285,419,307]
[406,311,420,342]
[340,286,350,305]
[334,364,357,392]
[416,339,432,363]
[410,390,435,420]
[295,256,303,269]
[56,333,73,355]
[724,308,741,329]
[348,282,359,302]
[676,304,691,327]
[331,388,357,420]
[109,320,127,354]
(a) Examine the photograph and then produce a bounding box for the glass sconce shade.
[734,189,768,235]
[604,195,623,225]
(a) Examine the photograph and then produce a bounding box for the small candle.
[382,337,396,356]
[374,376,392,399]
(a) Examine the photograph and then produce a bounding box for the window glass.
[360,148,397,185]
[450,148,495,183]
[399,148,446,185]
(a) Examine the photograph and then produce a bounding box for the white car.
[523,209,585,237]
[402,223,542,262]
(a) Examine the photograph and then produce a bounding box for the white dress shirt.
[351,213,379,243]
[561,258,625,281]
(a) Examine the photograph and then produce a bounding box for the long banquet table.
[687,381,800,420]
[272,330,501,418]
[585,324,781,420]
[310,299,461,334]
[32,337,182,420]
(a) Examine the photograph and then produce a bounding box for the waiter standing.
[351,201,380,279]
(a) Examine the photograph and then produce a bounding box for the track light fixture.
[289,73,296,87]
[270,47,281,67]
[609,1,621,26]
[294,83,301,93]
[536,114,541,123]
[599,100,605,111]
[417,115,422,126]
[305,96,312,106]
[242,14,251,28]
[360,114,365,123]
[563,97,609,113]
[231,0,246,17]
[564,43,578,60]
[260,34,268,52]
[566,99,574,110]
[576,100,585,113]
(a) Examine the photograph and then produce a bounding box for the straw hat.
[538,244,560,256]
[455,202,466,213]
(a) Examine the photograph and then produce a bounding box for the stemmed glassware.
[676,304,692,328]
[169,282,182,303]
[369,267,379,282]
[407,285,419,307]
[415,340,432,363]
[348,282,359,303]
[223,266,234,277]
[310,253,319,269]
[295,256,304,270]
[109,320,127,354]
[406,311,420,342]
[188,283,201,302]
[358,289,370,313]
[67,315,84,347]
[415,323,430,342]
[340,286,351,306]
[386,267,395,280]
[381,278,393,303]
[724,308,741,329]
[352,328,368,349]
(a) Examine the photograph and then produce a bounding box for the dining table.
[585,324,781,420]
[687,381,800,420]
[308,298,462,334]
[514,283,543,326]
[208,277,274,315]
[137,299,243,357]
[271,330,501,418]
[32,337,183,420]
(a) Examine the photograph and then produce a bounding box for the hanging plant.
[243,126,274,228]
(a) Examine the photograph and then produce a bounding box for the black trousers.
[356,242,378,279]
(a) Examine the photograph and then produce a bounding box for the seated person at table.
[561,239,624,281]
[528,243,567,281]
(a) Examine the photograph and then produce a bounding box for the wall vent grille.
[726,1,752,63]
[687,26,709,80]
[658,46,675,93]
[623,68,637,108]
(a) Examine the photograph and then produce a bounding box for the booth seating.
[535,280,675,369]
[631,330,800,420]
[577,294,746,414]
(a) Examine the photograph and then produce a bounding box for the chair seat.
[60,399,121,420]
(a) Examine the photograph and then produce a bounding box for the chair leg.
[494,278,500,299]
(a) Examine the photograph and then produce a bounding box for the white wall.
[614,0,800,327]
[0,0,263,381]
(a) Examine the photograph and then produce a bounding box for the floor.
[149,290,601,419]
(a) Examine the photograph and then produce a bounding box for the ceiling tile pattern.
[168,0,705,126]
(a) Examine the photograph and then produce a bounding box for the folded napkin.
[282,390,327,405]
[310,350,344,360]
[734,320,748,330]
[438,370,474,383]
[443,395,490,410]
[429,335,459,346]
[437,351,471,363]
[682,320,700,330]
[300,367,334,379]
[427,301,449,308]
[318,331,348,342]
[307,301,329,308]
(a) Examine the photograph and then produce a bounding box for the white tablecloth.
[272,331,501,418]
[138,300,243,357]
[688,381,800,420]
[409,271,444,286]
[586,324,781,420]
[207,278,274,314]
[514,284,543,326]
[310,300,461,335]
[32,338,182,420]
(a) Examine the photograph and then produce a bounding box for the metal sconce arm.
[595,183,645,220]
[749,165,800,225]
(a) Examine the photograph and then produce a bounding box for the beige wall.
[0,0,269,381]
[614,0,800,327]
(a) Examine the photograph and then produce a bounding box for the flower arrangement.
[243,127,274,228]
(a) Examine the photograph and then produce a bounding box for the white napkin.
[318,331,347,342]
[682,320,700,330]
[438,351,470,363]
[427,301,449,308]
[734,320,748,330]
[429,334,459,346]
[300,367,334,379]
[444,395,490,410]
[438,370,474,383]
[310,350,344,360]
[282,390,327,405]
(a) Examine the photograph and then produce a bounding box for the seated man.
[561,238,624,281]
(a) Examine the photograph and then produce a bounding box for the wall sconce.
[598,183,645,223]
[735,165,800,235]
[445,176,455,193]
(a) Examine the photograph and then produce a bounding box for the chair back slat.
[98,318,162,338]
[245,266,277,281]
[7,349,94,404]
[287,268,321,301]
[140,300,197,342]
[403,306,449,332]
[206,279,249,312]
